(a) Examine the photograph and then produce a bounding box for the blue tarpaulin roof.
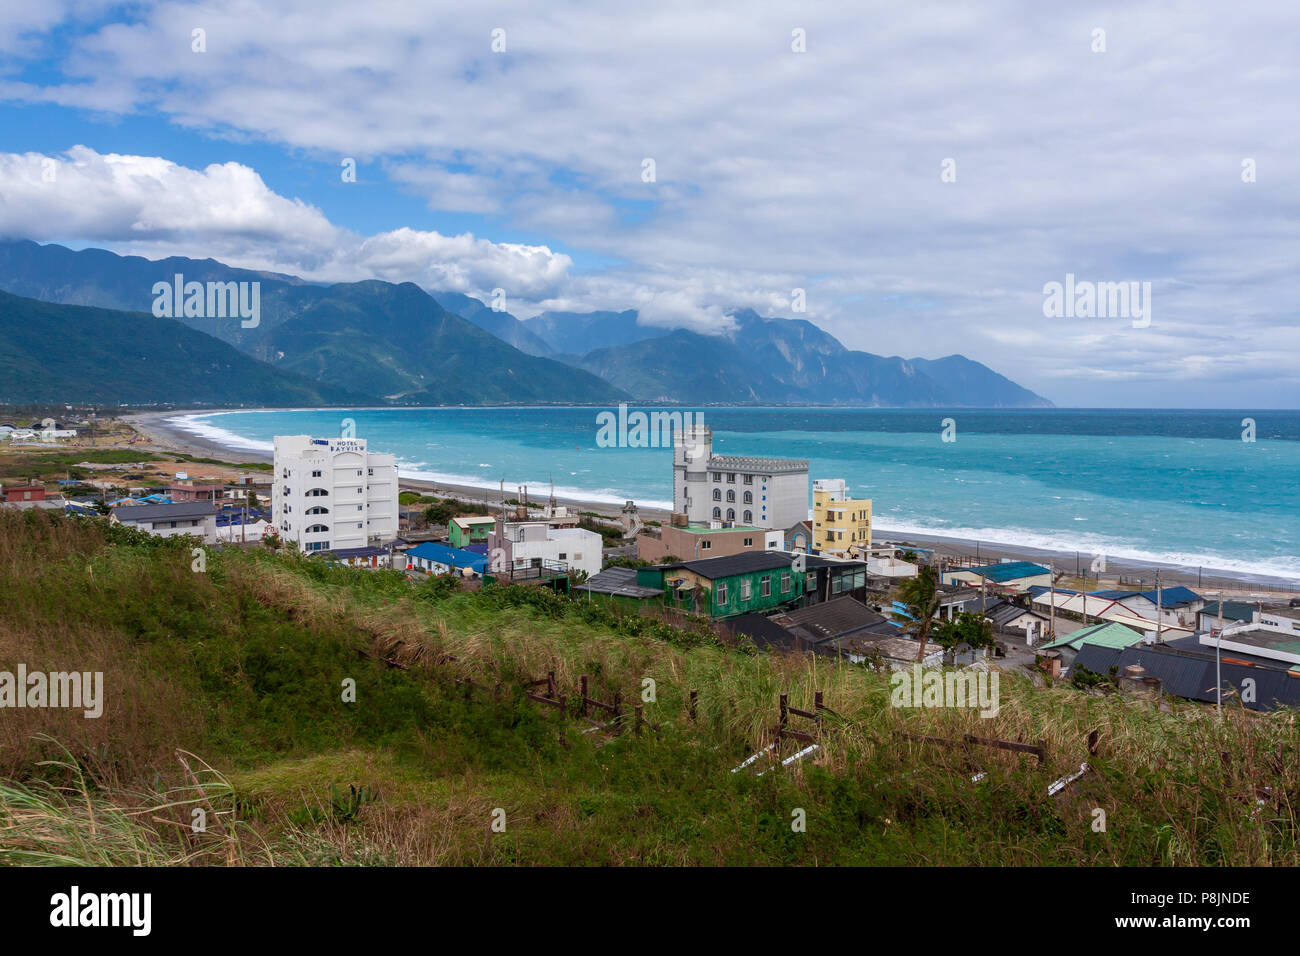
[406,541,487,573]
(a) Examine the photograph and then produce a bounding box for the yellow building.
[812,478,871,556]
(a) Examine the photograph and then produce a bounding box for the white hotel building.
[672,424,809,532]
[272,435,398,553]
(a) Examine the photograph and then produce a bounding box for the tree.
[933,611,996,662]
[423,502,455,525]
[894,565,942,662]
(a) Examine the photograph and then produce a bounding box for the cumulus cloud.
[0,148,575,302]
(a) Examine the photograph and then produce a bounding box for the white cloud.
[1,1,1298,405]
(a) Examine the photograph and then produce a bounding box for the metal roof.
[575,566,665,598]
[1041,620,1145,651]
[660,550,803,579]
[984,600,1046,628]
[327,547,389,559]
[958,561,1050,583]
[111,501,217,522]
[1071,642,1300,711]
[771,597,886,644]
[1132,586,1203,608]
[406,541,487,572]
[1200,601,1256,622]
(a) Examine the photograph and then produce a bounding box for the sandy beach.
[122,409,1300,596]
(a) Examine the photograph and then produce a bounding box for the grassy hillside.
[0,291,369,406]
[0,509,1295,865]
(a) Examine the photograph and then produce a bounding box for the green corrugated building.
[448,515,495,548]
[637,551,813,619]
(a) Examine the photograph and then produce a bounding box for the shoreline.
[122,409,1299,595]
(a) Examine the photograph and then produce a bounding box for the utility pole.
[1155,568,1163,644]
[1049,561,1056,641]
[1216,594,1224,717]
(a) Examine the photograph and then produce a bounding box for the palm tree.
[895,565,942,662]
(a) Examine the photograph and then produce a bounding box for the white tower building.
[272,435,397,553]
[671,424,809,531]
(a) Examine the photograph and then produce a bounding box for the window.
[712,507,721,520]
[559,553,567,560]
[726,509,735,521]
[368,468,374,476]
[306,506,329,515]
[357,505,363,511]
[311,470,322,478]
[716,582,728,605]
[357,469,363,476]
[743,511,752,524]
[712,472,721,482]
[744,475,752,484]
[760,576,771,597]
[713,488,721,501]
[701,540,711,550]
[305,524,329,534]
[726,490,735,502]
[740,579,751,601]
[743,491,752,504]
[307,488,329,497]
[727,473,735,483]
[306,541,329,552]
[781,572,791,593]
[743,537,753,547]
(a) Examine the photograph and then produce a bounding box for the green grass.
[0,509,1297,866]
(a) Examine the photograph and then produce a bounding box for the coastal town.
[5,411,1298,714]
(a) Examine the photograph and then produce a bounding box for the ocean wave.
[165,414,274,453]
[874,517,1300,582]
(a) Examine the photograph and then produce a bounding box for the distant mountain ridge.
[0,290,367,406]
[0,240,1051,407]
[0,240,624,405]
[548,308,1052,407]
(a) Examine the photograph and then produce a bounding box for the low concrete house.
[109,501,219,543]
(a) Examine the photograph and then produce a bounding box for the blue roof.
[961,561,1050,583]
[1029,585,1077,599]
[1135,586,1202,608]
[406,541,487,573]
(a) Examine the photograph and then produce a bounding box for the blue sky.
[0,0,1297,407]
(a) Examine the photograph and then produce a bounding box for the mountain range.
[0,239,1051,408]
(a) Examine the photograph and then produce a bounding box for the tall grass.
[1,508,1297,865]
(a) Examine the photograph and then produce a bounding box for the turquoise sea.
[171,407,1300,581]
